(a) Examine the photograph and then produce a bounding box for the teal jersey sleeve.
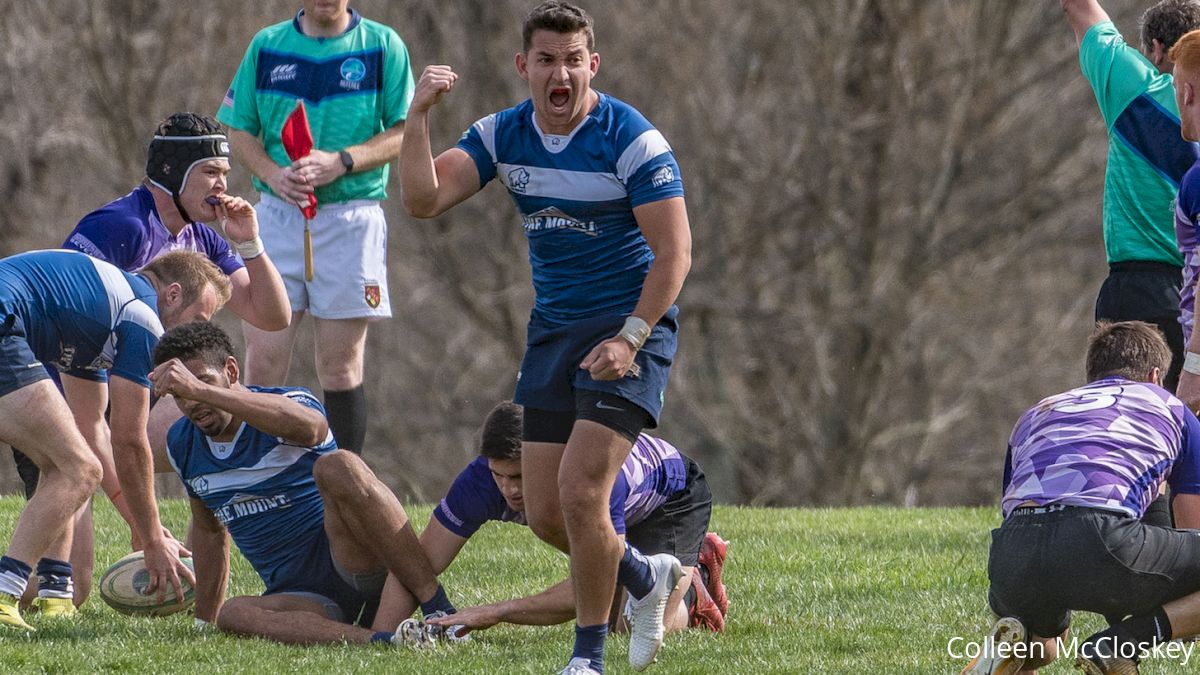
[381,31,414,126]
[1079,21,1161,127]
[217,32,265,136]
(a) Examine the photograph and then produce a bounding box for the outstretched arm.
[188,497,230,623]
[1062,0,1110,45]
[427,579,577,633]
[398,65,482,218]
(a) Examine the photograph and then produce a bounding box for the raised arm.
[581,196,693,381]
[398,65,483,218]
[150,358,328,447]
[213,195,289,331]
[1062,0,1110,45]
[188,497,230,624]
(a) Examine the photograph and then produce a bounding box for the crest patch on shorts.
[364,282,381,309]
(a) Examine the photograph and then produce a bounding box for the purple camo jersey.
[618,434,687,528]
[1175,162,1200,343]
[1003,378,1191,518]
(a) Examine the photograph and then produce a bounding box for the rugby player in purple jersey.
[962,322,1200,675]
[372,402,728,638]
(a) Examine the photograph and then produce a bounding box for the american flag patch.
[222,88,235,108]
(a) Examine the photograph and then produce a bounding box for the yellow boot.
[33,596,77,619]
[0,592,35,631]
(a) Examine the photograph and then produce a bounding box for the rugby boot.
[687,571,725,632]
[627,553,684,670]
[960,616,1025,675]
[391,617,435,648]
[698,532,729,615]
[0,592,34,631]
[32,596,77,619]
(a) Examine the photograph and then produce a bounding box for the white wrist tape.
[616,316,652,350]
[1185,351,1200,376]
[234,236,265,260]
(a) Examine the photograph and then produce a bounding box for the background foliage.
[0,0,1144,506]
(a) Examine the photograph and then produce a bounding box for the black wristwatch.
[339,150,354,174]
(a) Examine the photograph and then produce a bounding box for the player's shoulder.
[250,384,320,401]
[249,17,295,46]
[75,188,153,234]
[594,93,658,138]
[357,15,405,44]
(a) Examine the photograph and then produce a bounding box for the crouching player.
[374,401,729,636]
[152,321,458,645]
[962,321,1200,675]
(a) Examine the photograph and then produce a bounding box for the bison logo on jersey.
[507,167,531,194]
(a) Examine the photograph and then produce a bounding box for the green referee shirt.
[217,10,414,204]
[1079,21,1196,266]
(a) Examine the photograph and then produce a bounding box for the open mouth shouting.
[549,87,571,113]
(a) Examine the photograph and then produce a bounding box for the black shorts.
[1095,261,1184,392]
[625,458,711,567]
[986,507,1200,638]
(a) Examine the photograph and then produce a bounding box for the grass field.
[0,499,1192,674]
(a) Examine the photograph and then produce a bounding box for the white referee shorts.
[256,193,391,320]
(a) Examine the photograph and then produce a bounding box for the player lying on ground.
[373,401,728,635]
[962,321,1200,675]
[0,250,228,630]
[151,321,458,645]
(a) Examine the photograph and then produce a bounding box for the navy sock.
[419,584,456,616]
[1116,606,1173,645]
[617,542,656,600]
[324,386,367,454]
[371,630,395,644]
[0,555,32,597]
[35,557,73,599]
[683,582,697,611]
[573,623,608,673]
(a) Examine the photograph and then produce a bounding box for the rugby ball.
[99,551,195,616]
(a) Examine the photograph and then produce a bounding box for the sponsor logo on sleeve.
[651,165,676,189]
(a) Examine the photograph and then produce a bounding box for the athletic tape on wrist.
[1185,352,1200,376]
[235,236,265,260]
[617,316,652,350]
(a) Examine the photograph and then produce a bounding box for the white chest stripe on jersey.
[497,163,626,202]
[187,444,312,497]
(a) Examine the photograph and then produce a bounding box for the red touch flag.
[280,99,318,219]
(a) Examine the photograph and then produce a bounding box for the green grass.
[0,500,1193,673]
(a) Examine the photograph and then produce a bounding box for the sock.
[683,581,697,611]
[371,630,395,644]
[573,623,608,673]
[0,556,32,598]
[1116,606,1173,646]
[617,542,656,600]
[698,562,711,588]
[35,558,73,599]
[419,584,456,617]
[324,386,367,454]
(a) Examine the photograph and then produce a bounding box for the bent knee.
[557,481,608,522]
[313,450,369,488]
[216,597,253,633]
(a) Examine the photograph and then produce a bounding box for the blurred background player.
[375,401,728,635]
[152,321,457,645]
[1169,29,1200,414]
[961,321,1200,675]
[0,250,227,629]
[217,0,415,455]
[12,111,289,610]
[399,3,693,672]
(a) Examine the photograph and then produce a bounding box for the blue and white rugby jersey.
[0,249,163,386]
[456,93,685,325]
[166,386,338,593]
[434,433,688,538]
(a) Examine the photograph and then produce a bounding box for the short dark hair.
[140,250,231,309]
[1085,321,1172,383]
[523,1,594,52]
[480,401,523,461]
[1142,0,1200,53]
[153,320,235,370]
[154,112,224,138]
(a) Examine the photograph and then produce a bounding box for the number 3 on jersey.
[1053,386,1122,413]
